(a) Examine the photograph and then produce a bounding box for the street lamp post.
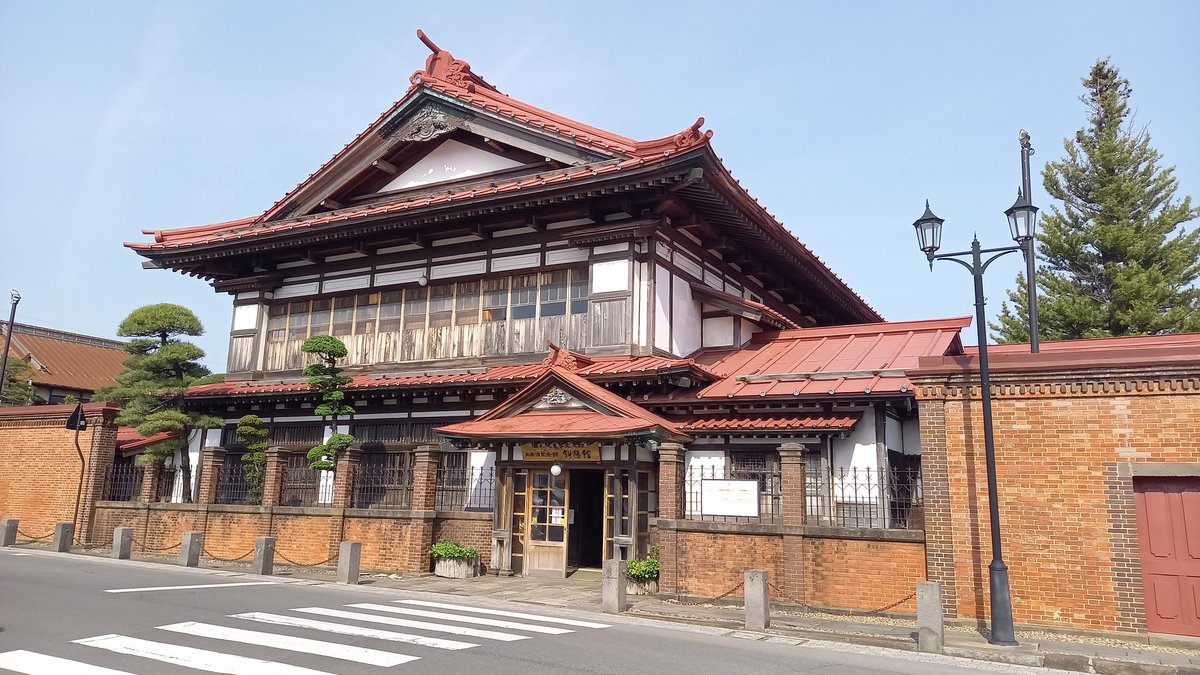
[911,163,1040,647]
[0,290,21,402]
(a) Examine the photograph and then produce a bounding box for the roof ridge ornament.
[411,29,500,95]
[541,341,595,371]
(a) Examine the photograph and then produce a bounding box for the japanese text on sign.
[522,444,601,462]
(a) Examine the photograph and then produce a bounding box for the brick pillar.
[779,442,808,606]
[196,447,226,504]
[409,444,441,572]
[912,386,959,618]
[656,442,686,595]
[657,442,685,519]
[778,443,807,526]
[139,462,161,503]
[79,409,120,544]
[261,447,287,507]
[333,448,361,509]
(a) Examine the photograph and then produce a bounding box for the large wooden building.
[129,32,953,580]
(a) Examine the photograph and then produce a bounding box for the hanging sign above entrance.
[521,443,601,462]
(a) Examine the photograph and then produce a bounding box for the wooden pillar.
[139,462,160,503]
[261,447,287,507]
[779,441,808,607]
[196,447,226,505]
[491,462,513,576]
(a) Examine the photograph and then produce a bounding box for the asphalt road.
[0,548,1063,674]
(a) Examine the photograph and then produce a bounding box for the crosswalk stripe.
[349,603,573,635]
[232,612,477,650]
[0,649,134,674]
[157,621,417,667]
[397,599,612,628]
[104,581,277,594]
[294,606,528,642]
[73,634,335,675]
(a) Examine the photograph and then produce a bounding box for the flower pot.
[433,557,477,579]
[626,578,659,595]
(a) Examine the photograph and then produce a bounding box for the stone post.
[112,527,133,559]
[181,531,203,567]
[602,559,628,614]
[333,447,361,509]
[139,462,160,503]
[409,444,441,571]
[917,581,945,653]
[262,447,288,507]
[744,569,770,631]
[338,541,361,584]
[2,519,17,546]
[251,536,276,576]
[52,523,74,552]
[196,447,226,504]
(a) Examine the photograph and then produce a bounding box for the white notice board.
[700,479,760,518]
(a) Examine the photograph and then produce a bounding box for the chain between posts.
[132,538,182,553]
[15,529,54,543]
[274,550,339,567]
[201,547,255,563]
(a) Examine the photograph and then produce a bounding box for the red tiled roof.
[116,428,176,451]
[916,331,1200,376]
[3,323,127,393]
[679,413,861,432]
[130,157,658,252]
[185,354,712,398]
[435,411,655,439]
[695,316,971,399]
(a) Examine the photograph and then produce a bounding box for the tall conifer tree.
[994,59,1199,342]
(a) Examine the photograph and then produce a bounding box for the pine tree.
[301,335,355,471]
[235,414,269,505]
[91,304,223,501]
[994,59,1200,342]
[2,358,35,406]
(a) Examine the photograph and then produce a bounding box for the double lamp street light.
[910,130,1042,647]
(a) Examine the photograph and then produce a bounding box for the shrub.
[625,557,660,582]
[428,540,478,560]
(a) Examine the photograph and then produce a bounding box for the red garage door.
[1135,477,1200,637]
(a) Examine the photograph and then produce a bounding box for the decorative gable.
[379,138,523,192]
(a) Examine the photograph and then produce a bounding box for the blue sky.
[2,1,1197,369]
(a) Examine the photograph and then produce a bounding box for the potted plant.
[625,553,660,595]
[429,539,479,579]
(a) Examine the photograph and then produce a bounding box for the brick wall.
[0,404,118,541]
[912,347,1200,633]
[433,514,493,568]
[658,521,923,612]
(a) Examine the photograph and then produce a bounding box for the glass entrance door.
[524,470,569,577]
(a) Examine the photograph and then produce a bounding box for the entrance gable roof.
[435,344,689,442]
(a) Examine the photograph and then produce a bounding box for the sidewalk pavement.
[48,542,1200,674]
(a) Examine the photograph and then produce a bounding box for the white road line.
[157,621,417,667]
[232,612,477,650]
[0,650,134,674]
[104,581,277,594]
[349,603,572,635]
[294,606,528,642]
[397,599,612,628]
[74,634,335,675]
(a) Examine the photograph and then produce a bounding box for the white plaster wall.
[468,450,495,510]
[381,139,522,191]
[592,259,630,293]
[671,275,701,356]
[702,316,735,347]
[231,304,258,331]
[885,415,904,453]
[830,408,879,504]
[634,261,649,347]
[684,450,725,517]
[654,265,672,352]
